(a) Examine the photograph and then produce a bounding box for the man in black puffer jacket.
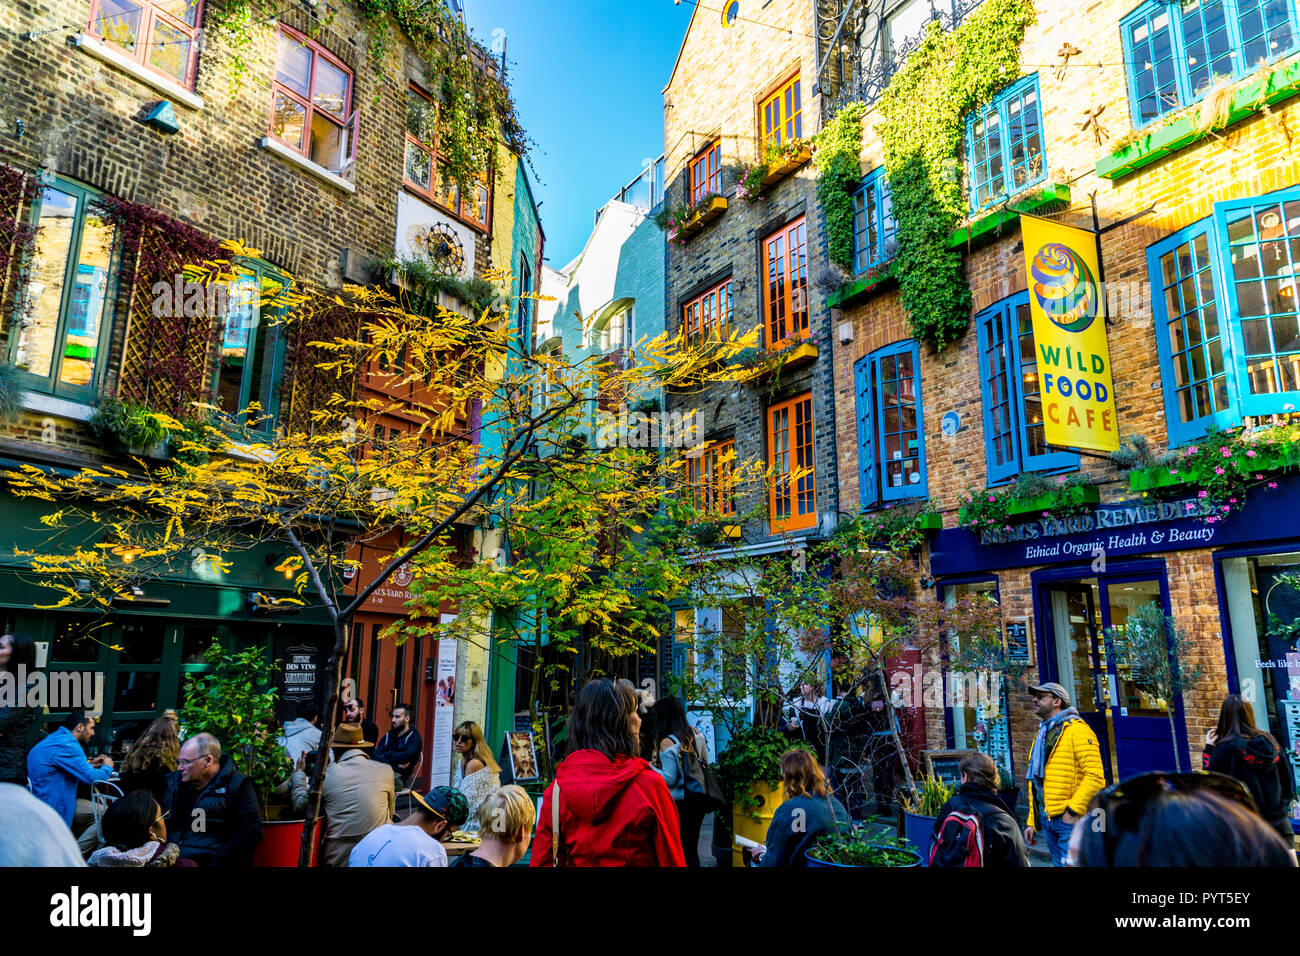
[930,753,1030,867]
[162,733,263,866]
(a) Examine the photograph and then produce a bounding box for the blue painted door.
[1099,577,1187,778]
[1040,584,1115,786]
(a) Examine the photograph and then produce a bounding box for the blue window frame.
[1149,185,1300,444]
[1121,0,1298,129]
[965,74,1046,213]
[216,261,290,434]
[975,292,1078,483]
[854,339,928,507]
[851,167,896,273]
[11,177,119,401]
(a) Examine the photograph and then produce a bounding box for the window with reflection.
[270,26,354,174]
[217,262,290,432]
[1148,186,1300,443]
[86,0,203,88]
[13,178,118,399]
[402,84,491,229]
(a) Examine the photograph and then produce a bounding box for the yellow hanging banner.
[1020,215,1119,452]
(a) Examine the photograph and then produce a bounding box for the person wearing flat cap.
[289,722,394,866]
[348,786,469,867]
[1024,681,1105,866]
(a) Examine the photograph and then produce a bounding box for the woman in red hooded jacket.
[532,678,686,867]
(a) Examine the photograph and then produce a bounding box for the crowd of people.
[0,622,1296,867]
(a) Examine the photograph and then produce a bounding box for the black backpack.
[928,803,985,867]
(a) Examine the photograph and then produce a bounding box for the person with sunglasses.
[347,786,469,867]
[1070,771,1296,866]
[1023,682,1105,866]
[452,721,500,833]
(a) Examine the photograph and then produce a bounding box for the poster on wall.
[273,637,328,724]
[428,614,459,788]
[506,730,540,781]
[1020,215,1119,453]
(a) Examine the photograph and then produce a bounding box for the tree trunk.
[529,627,550,781]
[297,615,351,866]
[876,665,917,803]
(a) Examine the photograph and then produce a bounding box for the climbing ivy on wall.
[875,0,1036,349]
[813,102,868,272]
[208,0,530,192]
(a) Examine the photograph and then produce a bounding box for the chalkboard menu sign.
[922,749,978,789]
[1005,621,1031,664]
[275,637,328,723]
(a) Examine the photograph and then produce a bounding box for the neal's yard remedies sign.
[1021,215,1119,453]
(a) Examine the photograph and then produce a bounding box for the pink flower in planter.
[1169,469,1178,475]
[1246,449,1257,457]
[1215,466,1225,475]
[1198,490,1208,498]
[1042,511,1050,518]
[1189,446,1199,454]
[1230,498,1237,504]
[1255,474,1263,480]
[988,495,995,502]
[1220,447,1230,457]
[1207,516,1218,523]
[1269,482,1278,489]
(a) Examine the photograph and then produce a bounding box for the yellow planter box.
[732,780,785,867]
[722,524,742,539]
[761,145,813,187]
[679,196,728,239]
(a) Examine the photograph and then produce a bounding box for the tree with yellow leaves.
[5,240,770,863]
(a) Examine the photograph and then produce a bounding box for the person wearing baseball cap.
[1024,681,1105,865]
[348,786,469,867]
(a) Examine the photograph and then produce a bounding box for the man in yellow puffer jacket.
[1024,681,1106,866]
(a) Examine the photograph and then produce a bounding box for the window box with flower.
[958,473,1101,533]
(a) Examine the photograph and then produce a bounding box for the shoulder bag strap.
[551,780,562,867]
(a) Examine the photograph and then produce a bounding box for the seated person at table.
[348,786,468,867]
[453,785,536,867]
[373,704,422,785]
[26,711,114,827]
[752,749,851,867]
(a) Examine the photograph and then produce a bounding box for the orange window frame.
[402,83,491,231]
[686,440,736,516]
[768,393,816,533]
[682,278,733,348]
[86,0,205,89]
[760,73,802,152]
[763,217,808,349]
[689,140,721,205]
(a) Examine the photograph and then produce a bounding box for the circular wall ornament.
[722,1,740,27]
[941,410,961,437]
[408,222,466,276]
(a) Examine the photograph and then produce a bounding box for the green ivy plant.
[652,192,723,245]
[812,102,868,271]
[209,0,529,193]
[873,0,1036,349]
[371,250,505,317]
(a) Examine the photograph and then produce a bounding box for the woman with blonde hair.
[752,748,851,867]
[453,785,536,867]
[452,720,500,832]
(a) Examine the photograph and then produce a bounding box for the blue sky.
[464,1,694,266]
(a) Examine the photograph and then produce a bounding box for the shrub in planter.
[179,642,293,820]
[805,830,923,867]
[900,774,954,864]
[89,398,183,456]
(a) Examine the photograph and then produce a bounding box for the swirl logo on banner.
[1031,242,1098,333]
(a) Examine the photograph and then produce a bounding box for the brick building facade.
[0,0,539,786]
[827,0,1300,814]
